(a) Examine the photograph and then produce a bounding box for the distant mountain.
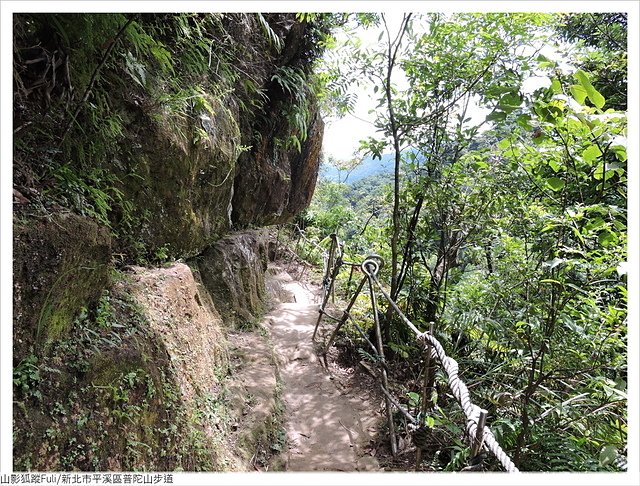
[320,153,395,184]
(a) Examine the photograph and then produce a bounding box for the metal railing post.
[363,257,397,457]
[286,230,520,472]
[416,322,435,469]
[313,255,342,341]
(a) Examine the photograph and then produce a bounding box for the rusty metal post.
[416,323,435,470]
[471,409,488,458]
[346,264,355,298]
[313,256,342,341]
[363,258,397,457]
[322,275,368,354]
[423,322,435,411]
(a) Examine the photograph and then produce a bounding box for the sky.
[322,12,407,161]
[0,1,639,484]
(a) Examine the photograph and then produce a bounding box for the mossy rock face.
[194,229,269,329]
[116,94,241,258]
[13,211,112,363]
[13,13,324,263]
[231,104,324,227]
[13,264,236,472]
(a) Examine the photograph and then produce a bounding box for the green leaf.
[536,53,556,69]
[582,145,602,163]
[575,69,605,109]
[598,229,618,247]
[407,392,420,407]
[486,110,507,122]
[472,160,488,170]
[536,104,564,123]
[548,159,561,172]
[546,177,565,191]
[593,165,617,181]
[599,445,617,467]
[570,84,588,105]
[499,92,522,111]
[497,138,511,150]
[590,89,606,109]
[612,145,627,162]
[565,283,589,296]
[516,114,533,130]
[550,78,562,94]
[585,217,606,232]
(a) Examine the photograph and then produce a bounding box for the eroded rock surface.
[195,229,269,329]
[13,212,112,362]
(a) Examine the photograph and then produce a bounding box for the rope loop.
[361,254,384,277]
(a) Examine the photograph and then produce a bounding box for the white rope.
[421,333,519,472]
[315,251,520,471]
[361,257,519,472]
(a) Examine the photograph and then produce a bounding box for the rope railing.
[419,330,518,472]
[366,265,518,471]
[292,224,327,258]
[291,230,519,472]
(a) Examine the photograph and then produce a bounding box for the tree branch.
[59,17,134,145]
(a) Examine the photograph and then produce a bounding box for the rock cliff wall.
[13,12,326,358]
[12,12,329,471]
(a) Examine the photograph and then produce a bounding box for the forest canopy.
[302,11,628,471]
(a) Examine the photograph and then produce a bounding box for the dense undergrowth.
[295,12,628,472]
[14,281,229,471]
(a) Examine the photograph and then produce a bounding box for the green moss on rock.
[13,212,112,362]
[194,230,269,329]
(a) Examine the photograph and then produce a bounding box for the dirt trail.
[264,265,381,471]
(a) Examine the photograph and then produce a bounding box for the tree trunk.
[381,13,411,343]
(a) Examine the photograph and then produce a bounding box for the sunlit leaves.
[569,84,588,105]
[312,13,627,471]
[547,159,561,172]
[498,92,524,112]
[536,53,557,69]
[574,69,606,109]
[546,176,565,192]
[516,113,534,130]
[581,144,602,163]
[549,78,562,94]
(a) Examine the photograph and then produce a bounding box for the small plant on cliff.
[13,354,42,400]
[48,165,124,231]
[271,66,313,152]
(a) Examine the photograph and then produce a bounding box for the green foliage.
[441,69,626,470]
[14,12,333,264]
[48,165,123,230]
[308,11,627,472]
[271,65,315,152]
[256,13,284,53]
[13,354,42,400]
[555,13,627,111]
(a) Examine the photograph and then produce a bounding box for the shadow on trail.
[264,271,381,472]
